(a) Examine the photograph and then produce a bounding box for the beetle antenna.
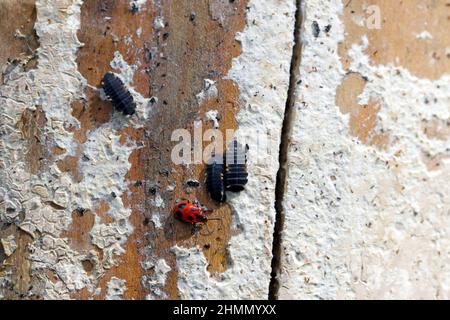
[199,217,223,236]
[200,223,214,236]
[207,217,223,229]
[194,229,200,245]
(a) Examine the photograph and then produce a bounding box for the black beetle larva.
[205,154,226,202]
[224,140,248,192]
[101,72,136,116]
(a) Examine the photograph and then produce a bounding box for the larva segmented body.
[224,140,248,192]
[205,155,226,203]
[101,72,136,116]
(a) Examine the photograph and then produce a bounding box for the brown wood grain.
[2,0,448,300]
[0,0,38,84]
[0,0,39,297]
[339,0,450,80]
[73,0,248,299]
[335,72,389,149]
[336,0,450,149]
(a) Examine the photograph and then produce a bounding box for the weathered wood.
[74,0,247,299]
[279,0,450,299]
[4,0,447,301]
[0,0,39,300]
[4,0,289,300]
[339,0,450,80]
[0,0,38,84]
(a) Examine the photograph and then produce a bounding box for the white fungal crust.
[172,0,296,299]
[204,109,220,129]
[171,246,212,300]
[105,277,127,300]
[279,0,450,299]
[0,235,17,257]
[110,51,136,86]
[143,258,172,300]
[108,52,153,122]
[129,0,147,12]
[196,79,218,106]
[0,0,145,299]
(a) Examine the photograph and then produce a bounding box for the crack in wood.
[269,0,303,300]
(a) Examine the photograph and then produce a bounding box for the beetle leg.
[192,223,202,235]
[205,217,223,232]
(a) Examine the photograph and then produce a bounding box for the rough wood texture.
[1,0,295,300]
[2,0,449,301]
[337,0,450,150]
[336,72,389,149]
[0,0,38,84]
[279,0,450,299]
[339,0,450,80]
[74,0,247,299]
[0,0,39,300]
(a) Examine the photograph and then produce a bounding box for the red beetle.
[173,199,220,235]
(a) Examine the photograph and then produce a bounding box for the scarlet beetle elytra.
[173,200,207,224]
[173,199,220,235]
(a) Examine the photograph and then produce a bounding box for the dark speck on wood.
[312,21,320,38]
[130,3,139,14]
[186,180,200,187]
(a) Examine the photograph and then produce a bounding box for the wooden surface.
[0,0,38,85]
[337,0,450,149]
[0,0,250,299]
[2,0,449,300]
[339,0,450,80]
[0,0,248,300]
[73,0,247,299]
[278,0,450,299]
[0,0,38,300]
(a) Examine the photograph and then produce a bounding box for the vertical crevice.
[269,0,303,300]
